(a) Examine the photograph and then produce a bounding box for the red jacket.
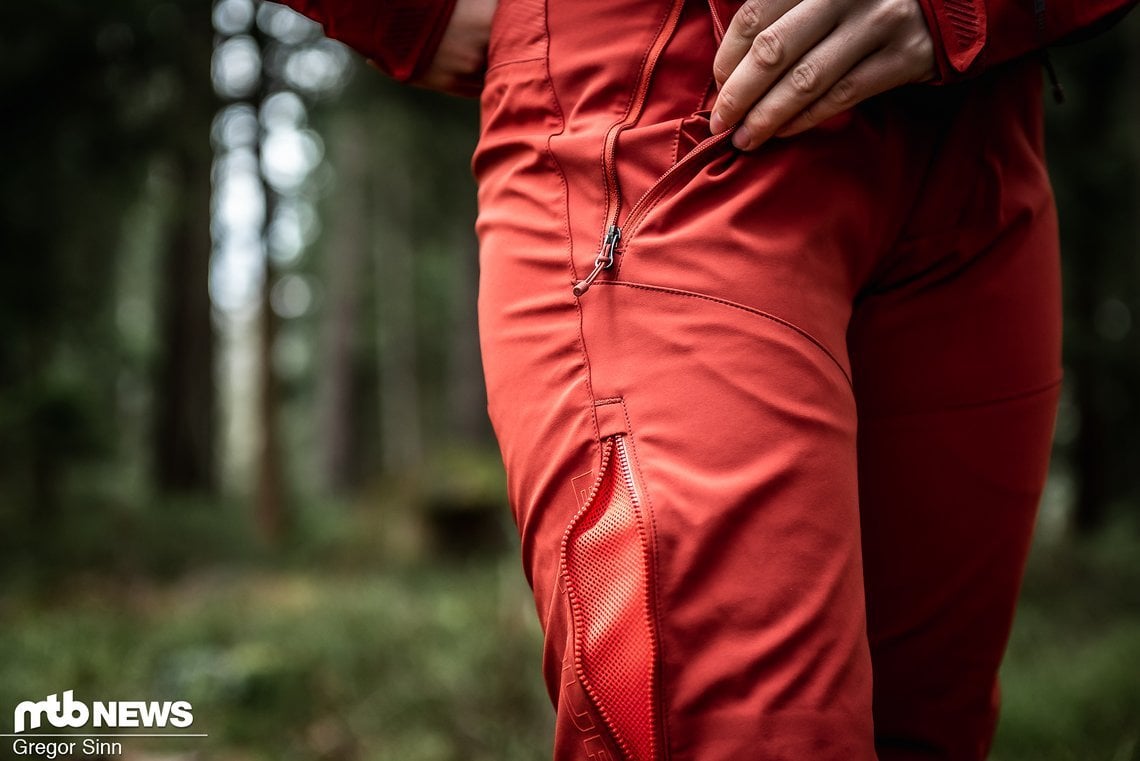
[911,0,1138,81]
[278,0,1135,84]
[279,0,457,81]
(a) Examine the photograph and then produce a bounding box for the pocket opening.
[560,433,662,761]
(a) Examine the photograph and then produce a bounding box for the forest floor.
[1,498,1138,761]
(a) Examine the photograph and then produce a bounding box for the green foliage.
[0,0,218,519]
[992,527,1140,760]
[3,517,1138,760]
[1046,10,1140,528]
[0,558,551,761]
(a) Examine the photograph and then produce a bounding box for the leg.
[849,64,1063,760]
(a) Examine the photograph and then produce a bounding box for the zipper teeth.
[607,434,647,761]
[613,433,661,761]
[557,438,637,761]
[577,126,731,296]
[600,0,688,232]
[613,436,641,508]
[620,128,734,242]
[707,0,727,42]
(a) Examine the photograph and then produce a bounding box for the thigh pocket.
[560,420,662,761]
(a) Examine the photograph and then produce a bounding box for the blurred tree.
[316,113,371,494]
[154,2,219,494]
[1047,11,1140,533]
[302,64,483,495]
[0,0,219,541]
[373,113,424,475]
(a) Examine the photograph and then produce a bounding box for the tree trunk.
[256,189,286,543]
[375,146,422,474]
[317,114,369,494]
[448,230,490,444]
[153,2,217,494]
[154,146,216,493]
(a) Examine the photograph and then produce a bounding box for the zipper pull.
[573,225,621,297]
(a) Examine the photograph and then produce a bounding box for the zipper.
[610,432,657,761]
[612,435,642,508]
[573,124,734,296]
[707,0,728,42]
[573,225,622,297]
[574,0,687,297]
[559,432,657,761]
[619,127,733,242]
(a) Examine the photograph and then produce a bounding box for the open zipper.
[612,435,643,508]
[560,432,658,761]
[574,0,735,297]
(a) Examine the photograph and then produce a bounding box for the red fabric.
[278,0,457,81]
[277,0,1124,756]
[562,435,660,761]
[913,0,1138,81]
[475,0,1067,758]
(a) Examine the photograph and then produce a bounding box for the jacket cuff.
[915,0,987,83]
[285,0,459,81]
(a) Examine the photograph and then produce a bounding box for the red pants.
[474,1,1062,758]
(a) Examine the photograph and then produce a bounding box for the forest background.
[0,2,1138,759]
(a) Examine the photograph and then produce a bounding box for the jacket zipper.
[574,0,687,297]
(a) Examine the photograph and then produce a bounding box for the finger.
[712,0,797,89]
[710,1,837,135]
[774,47,925,138]
[729,25,874,150]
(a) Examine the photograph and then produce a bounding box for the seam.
[860,377,1064,420]
[535,0,603,448]
[598,279,853,388]
[669,121,683,170]
[484,54,546,75]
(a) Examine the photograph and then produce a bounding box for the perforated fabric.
[562,437,659,761]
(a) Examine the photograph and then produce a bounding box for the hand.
[412,0,498,97]
[708,0,936,150]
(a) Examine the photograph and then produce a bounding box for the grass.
[1,491,1137,760]
[991,524,1140,761]
[0,559,551,761]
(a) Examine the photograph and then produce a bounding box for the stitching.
[533,0,603,448]
[669,121,683,170]
[483,55,546,75]
[598,279,854,388]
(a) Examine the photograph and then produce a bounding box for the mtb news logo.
[13,690,194,734]
[6,690,203,758]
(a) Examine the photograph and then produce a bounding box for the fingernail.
[731,126,751,151]
[709,113,725,134]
